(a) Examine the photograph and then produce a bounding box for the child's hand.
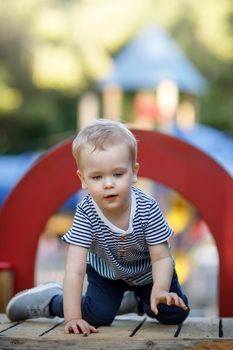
[150,289,188,315]
[64,318,98,336]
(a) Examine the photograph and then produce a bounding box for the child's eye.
[92,175,102,180]
[114,173,123,177]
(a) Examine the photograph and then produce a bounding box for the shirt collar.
[91,188,136,234]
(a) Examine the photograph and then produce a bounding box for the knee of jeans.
[156,306,190,325]
[88,310,115,327]
[82,301,116,327]
[97,313,115,326]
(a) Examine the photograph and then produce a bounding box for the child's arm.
[149,243,188,315]
[63,244,98,335]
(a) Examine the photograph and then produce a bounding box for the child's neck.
[103,205,131,231]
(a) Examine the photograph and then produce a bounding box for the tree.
[0,0,232,153]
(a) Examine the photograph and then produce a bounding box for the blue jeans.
[50,265,189,327]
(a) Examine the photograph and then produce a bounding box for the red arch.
[0,129,232,316]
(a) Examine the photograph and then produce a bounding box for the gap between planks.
[1,315,233,340]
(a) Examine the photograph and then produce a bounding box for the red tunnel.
[0,129,232,316]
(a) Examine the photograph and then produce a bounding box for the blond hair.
[72,119,137,168]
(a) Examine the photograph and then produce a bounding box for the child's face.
[77,142,139,215]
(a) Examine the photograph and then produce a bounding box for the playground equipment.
[0,129,232,315]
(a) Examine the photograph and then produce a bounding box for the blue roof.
[0,153,40,204]
[98,26,208,95]
[172,124,233,176]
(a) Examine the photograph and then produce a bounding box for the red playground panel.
[0,129,232,316]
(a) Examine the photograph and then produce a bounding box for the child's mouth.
[104,194,117,199]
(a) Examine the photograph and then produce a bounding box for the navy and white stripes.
[62,187,173,285]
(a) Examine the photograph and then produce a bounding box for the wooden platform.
[0,314,233,349]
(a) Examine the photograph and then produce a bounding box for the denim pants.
[50,265,189,327]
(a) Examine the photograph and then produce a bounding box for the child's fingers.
[150,292,188,316]
[89,325,98,333]
[77,322,90,335]
[150,298,159,315]
[64,320,98,335]
[177,297,188,310]
[168,293,179,306]
[167,293,188,310]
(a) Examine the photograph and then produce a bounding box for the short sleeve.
[61,206,93,248]
[144,201,173,245]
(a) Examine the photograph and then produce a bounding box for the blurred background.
[0,0,233,317]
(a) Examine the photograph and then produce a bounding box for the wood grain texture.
[0,315,232,350]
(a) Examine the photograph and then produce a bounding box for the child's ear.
[77,170,87,190]
[133,163,139,183]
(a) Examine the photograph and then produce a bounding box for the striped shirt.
[62,187,173,285]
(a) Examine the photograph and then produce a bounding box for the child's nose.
[104,177,114,188]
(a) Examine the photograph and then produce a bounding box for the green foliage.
[200,86,233,133]
[0,0,232,153]
[149,0,233,135]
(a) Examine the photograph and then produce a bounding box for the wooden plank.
[0,336,233,349]
[44,319,141,339]
[0,317,62,338]
[222,318,233,338]
[178,317,219,338]
[1,315,233,350]
[0,314,18,332]
[0,315,9,322]
[0,314,11,326]
[133,318,178,339]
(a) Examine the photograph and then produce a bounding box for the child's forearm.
[151,256,174,291]
[63,271,85,323]
[149,244,187,314]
